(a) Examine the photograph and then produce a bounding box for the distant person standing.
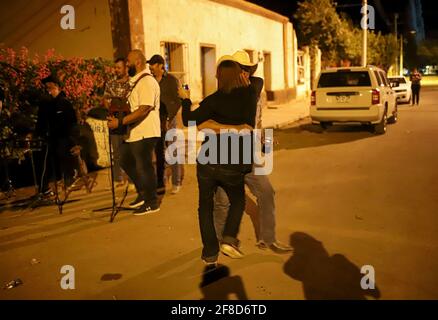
[410,68,422,106]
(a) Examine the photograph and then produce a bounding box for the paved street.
[1,87,438,300]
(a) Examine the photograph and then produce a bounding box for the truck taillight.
[372,89,380,105]
[311,91,316,106]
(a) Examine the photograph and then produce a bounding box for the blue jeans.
[156,117,184,187]
[214,166,276,245]
[167,117,184,186]
[120,137,159,207]
[197,164,246,261]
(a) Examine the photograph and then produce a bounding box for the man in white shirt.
[107,50,161,215]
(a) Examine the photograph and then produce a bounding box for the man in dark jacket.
[35,75,80,191]
[148,54,184,194]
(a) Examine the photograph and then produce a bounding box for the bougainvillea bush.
[0,47,112,159]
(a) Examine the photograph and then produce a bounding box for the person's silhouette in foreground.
[200,264,248,300]
[283,232,381,300]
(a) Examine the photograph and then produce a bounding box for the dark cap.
[41,75,60,86]
[147,54,165,65]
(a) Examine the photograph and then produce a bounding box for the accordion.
[109,97,130,135]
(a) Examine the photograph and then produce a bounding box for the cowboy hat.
[216,54,237,67]
[232,50,257,67]
[232,50,258,74]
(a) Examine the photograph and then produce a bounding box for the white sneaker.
[129,195,144,209]
[220,243,244,259]
[171,185,181,194]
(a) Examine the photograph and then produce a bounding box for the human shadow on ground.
[200,264,248,300]
[0,197,80,214]
[274,122,376,152]
[283,232,381,300]
[89,250,281,299]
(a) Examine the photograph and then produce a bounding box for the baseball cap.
[147,54,165,65]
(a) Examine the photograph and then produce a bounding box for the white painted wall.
[292,32,298,90]
[0,0,113,59]
[286,22,294,89]
[296,46,311,99]
[140,0,287,102]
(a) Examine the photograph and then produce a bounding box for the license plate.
[336,95,350,103]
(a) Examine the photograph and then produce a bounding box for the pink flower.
[45,48,56,61]
[19,47,29,60]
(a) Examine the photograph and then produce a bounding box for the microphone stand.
[92,132,132,222]
[31,100,64,214]
[27,138,64,214]
[48,141,64,215]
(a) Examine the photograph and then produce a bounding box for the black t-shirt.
[35,92,79,147]
[182,86,257,127]
[182,85,258,172]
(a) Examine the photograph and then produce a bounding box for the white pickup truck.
[310,66,398,134]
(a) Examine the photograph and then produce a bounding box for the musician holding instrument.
[103,57,130,186]
[107,50,161,216]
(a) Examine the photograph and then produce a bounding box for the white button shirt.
[125,67,161,142]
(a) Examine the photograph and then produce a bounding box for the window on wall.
[297,50,305,84]
[161,42,187,85]
[200,45,217,98]
[244,49,255,63]
[263,51,272,93]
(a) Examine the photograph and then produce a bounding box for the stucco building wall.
[0,0,113,59]
[1,0,316,102]
[136,0,292,102]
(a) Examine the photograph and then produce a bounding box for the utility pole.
[362,0,367,66]
[400,34,404,76]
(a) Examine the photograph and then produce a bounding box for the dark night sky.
[421,0,438,38]
[246,0,438,39]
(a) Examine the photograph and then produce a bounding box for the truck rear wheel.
[388,103,398,124]
[374,109,387,134]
